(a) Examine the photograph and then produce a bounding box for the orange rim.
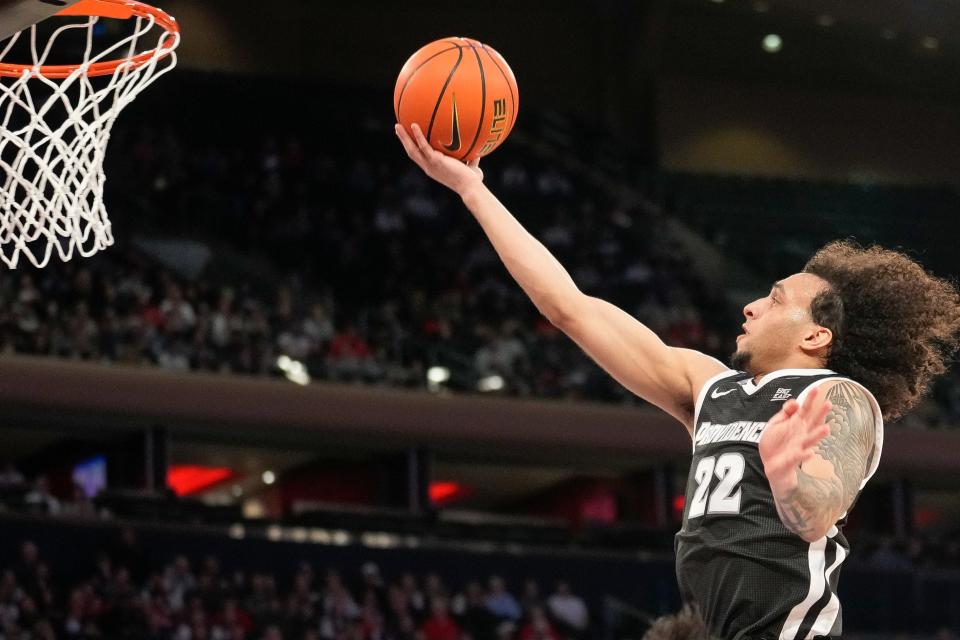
[0,0,179,79]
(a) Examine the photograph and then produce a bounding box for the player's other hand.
[395,123,483,197]
[759,387,832,494]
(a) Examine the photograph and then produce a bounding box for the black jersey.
[675,368,883,640]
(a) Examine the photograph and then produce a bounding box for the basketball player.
[396,123,960,638]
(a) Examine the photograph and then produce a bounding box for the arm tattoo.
[774,381,877,537]
[774,473,843,539]
[816,381,877,506]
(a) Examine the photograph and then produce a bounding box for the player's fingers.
[798,387,819,419]
[772,400,799,425]
[411,123,436,159]
[812,399,832,429]
[801,424,830,449]
[782,399,800,416]
[395,123,414,150]
[470,159,484,177]
[395,124,425,163]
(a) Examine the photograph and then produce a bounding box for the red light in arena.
[914,506,941,529]
[429,481,466,505]
[167,465,235,496]
[673,495,686,512]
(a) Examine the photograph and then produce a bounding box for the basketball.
[394,37,518,162]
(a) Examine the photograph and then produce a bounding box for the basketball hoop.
[0,0,180,268]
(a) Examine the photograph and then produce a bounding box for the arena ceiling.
[662,0,960,101]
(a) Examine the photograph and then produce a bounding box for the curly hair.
[642,604,711,640]
[803,241,960,421]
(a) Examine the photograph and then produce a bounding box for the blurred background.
[0,0,959,638]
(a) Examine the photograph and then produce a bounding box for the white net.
[0,4,179,268]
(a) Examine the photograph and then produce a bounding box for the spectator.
[246,573,277,619]
[328,325,375,380]
[320,570,359,639]
[358,590,385,640]
[519,579,542,619]
[399,573,425,617]
[166,555,198,612]
[260,625,283,640]
[303,303,334,347]
[358,562,387,613]
[419,597,461,640]
[145,587,174,638]
[0,461,24,485]
[868,537,912,572]
[161,284,197,335]
[24,477,61,515]
[385,584,418,640]
[546,581,588,636]
[453,581,496,640]
[518,607,559,640]
[14,541,43,595]
[485,577,521,622]
[111,527,149,584]
[215,598,253,637]
[63,482,97,518]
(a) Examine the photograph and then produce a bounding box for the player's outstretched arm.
[760,382,877,542]
[395,124,728,430]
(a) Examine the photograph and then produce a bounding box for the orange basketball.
[394,37,519,162]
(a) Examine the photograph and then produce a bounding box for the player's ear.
[801,325,833,354]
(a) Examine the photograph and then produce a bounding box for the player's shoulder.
[673,350,733,432]
[791,372,884,428]
[785,370,873,399]
[812,377,882,420]
[676,349,734,390]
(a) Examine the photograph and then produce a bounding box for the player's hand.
[759,387,832,494]
[395,123,484,197]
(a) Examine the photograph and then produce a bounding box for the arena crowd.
[0,117,955,426]
[0,534,593,640]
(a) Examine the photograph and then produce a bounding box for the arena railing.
[0,354,957,470]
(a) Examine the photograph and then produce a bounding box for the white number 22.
[688,453,745,518]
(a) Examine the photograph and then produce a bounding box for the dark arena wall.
[163,0,960,184]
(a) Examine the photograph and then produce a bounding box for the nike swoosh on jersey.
[443,93,462,152]
[710,388,736,399]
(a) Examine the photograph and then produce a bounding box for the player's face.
[732,273,829,374]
